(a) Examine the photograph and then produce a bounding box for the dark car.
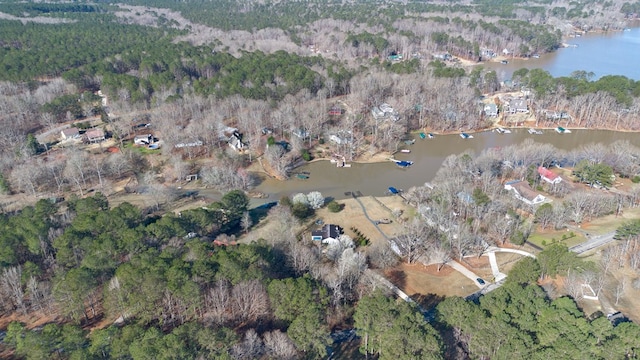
[477,278,486,285]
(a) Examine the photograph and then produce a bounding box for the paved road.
[570,231,617,254]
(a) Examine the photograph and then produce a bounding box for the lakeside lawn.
[528,229,585,249]
[529,207,640,249]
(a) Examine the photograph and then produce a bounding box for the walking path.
[351,193,390,241]
[487,252,507,282]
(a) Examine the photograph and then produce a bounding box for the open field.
[385,263,477,300]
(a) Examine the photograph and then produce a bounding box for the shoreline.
[303,126,640,168]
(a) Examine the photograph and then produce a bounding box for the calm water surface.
[253,130,640,204]
[481,27,640,81]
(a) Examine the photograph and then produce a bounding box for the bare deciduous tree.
[263,330,298,360]
[0,266,25,314]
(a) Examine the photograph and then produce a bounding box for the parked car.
[476,278,486,285]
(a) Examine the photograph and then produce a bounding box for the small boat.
[555,127,571,134]
[532,54,540,59]
[404,139,416,145]
[396,160,413,168]
[400,149,411,153]
[500,60,508,65]
[391,159,413,168]
[496,127,510,134]
[388,187,399,194]
[460,133,473,139]
[528,128,543,135]
[428,133,435,139]
[419,132,426,139]
[296,173,310,179]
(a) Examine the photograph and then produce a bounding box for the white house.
[134,134,153,146]
[504,180,546,205]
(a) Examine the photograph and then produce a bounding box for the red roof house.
[538,166,562,184]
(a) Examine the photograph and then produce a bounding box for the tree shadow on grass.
[248,201,277,224]
[413,293,446,310]
[385,269,407,292]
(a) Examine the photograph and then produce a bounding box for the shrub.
[632,175,640,183]
[292,202,313,219]
[279,196,292,208]
[267,136,276,146]
[301,149,312,161]
[327,200,342,213]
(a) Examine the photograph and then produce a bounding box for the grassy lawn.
[124,142,162,155]
[528,230,585,249]
[581,207,640,235]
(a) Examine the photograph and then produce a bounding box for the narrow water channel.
[252,129,640,204]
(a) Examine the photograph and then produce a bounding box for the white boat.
[400,149,411,153]
[555,126,571,134]
[460,133,473,139]
[528,128,543,135]
[496,127,511,134]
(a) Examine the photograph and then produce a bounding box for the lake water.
[237,29,640,205]
[252,130,640,204]
[481,27,640,81]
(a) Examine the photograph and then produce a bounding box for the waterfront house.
[484,103,498,117]
[508,99,528,114]
[538,166,562,184]
[504,180,546,205]
[311,224,343,243]
[60,127,80,140]
[84,128,105,143]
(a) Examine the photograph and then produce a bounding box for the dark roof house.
[311,224,343,242]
